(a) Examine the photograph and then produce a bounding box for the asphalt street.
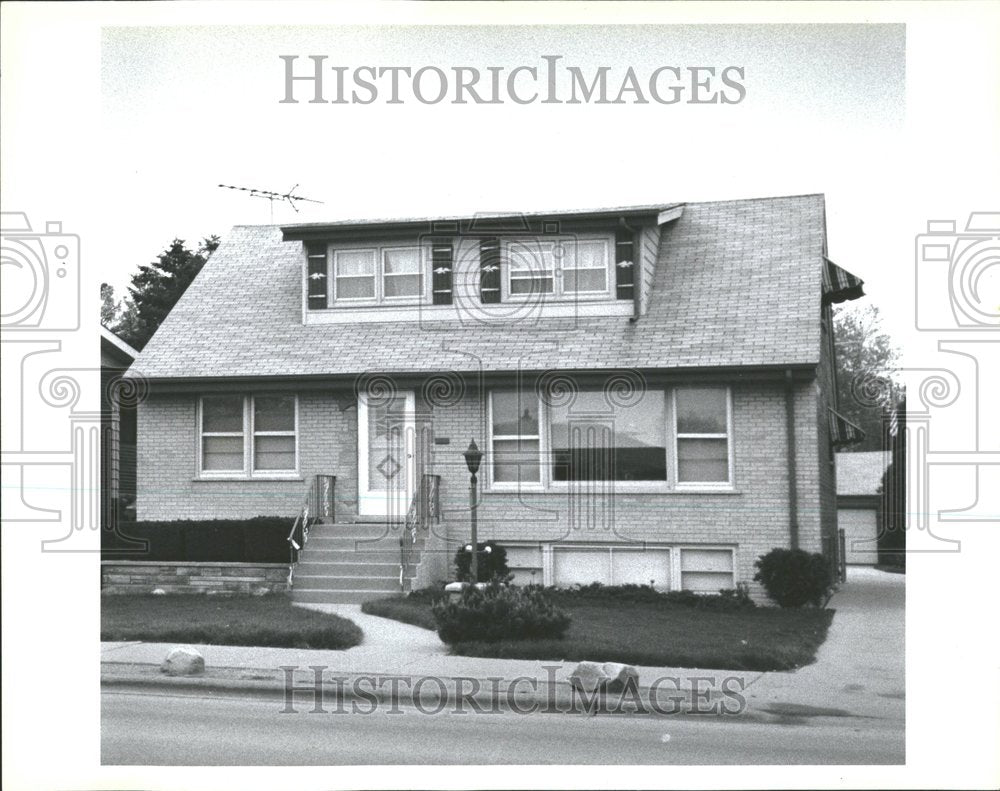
[102,686,904,765]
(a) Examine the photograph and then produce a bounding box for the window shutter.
[480,237,502,303]
[305,242,328,310]
[431,239,454,305]
[614,230,635,301]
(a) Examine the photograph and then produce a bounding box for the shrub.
[453,541,510,583]
[754,548,834,607]
[101,517,290,563]
[432,582,571,643]
[538,582,756,610]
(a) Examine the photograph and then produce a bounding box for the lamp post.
[463,439,483,583]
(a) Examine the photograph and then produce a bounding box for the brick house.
[126,194,865,603]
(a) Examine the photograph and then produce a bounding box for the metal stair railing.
[287,474,335,587]
[399,473,440,591]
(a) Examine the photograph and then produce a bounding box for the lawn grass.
[361,595,438,631]
[101,594,363,650]
[363,592,834,671]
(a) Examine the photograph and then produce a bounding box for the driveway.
[745,566,905,719]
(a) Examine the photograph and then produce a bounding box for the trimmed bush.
[541,582,755,610]
[101,517,290,563]
[453,540,510,583]
[754,548,834,607]
[432,582,571,643]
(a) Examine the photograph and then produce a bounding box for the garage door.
[838,508,879,565]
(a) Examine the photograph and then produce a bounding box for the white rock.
[161,645,205,676]
[602,662,639,693]
[569,661,639,694]
[568,661,608,694]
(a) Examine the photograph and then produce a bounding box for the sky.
[96,23,906,319]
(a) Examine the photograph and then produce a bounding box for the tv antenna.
[217,183,323,221]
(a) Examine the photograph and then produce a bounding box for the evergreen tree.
[114,236,219,350]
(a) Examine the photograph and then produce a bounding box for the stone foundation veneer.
[101,560,290,595]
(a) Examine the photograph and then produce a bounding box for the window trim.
[250,395,299,475]
[675,546,737,593]
[500,235,614,303]
[380,245,424,302]
[199,395,247,478]
[326,243,431,307]
[332,247,378,303]
[486,389,546,491]
[198,395,300,479]
[561,238,611,296]
[672,386,734,489]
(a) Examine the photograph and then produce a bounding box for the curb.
[101,662,750,719]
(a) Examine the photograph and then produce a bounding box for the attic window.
[500,236,614,301]
[323,244,428,305]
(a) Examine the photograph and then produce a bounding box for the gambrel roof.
[130,194,835,381]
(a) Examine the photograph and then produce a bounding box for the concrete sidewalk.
[101,568,904,720]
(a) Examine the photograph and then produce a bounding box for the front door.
[357,390,415,517]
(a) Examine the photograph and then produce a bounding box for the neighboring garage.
[836,451,891,565]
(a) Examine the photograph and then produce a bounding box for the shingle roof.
[836,451,892,496]
[129,194,827,380]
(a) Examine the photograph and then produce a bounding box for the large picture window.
[199,395,298,477]
[487,384,733,489]
[550,391,667,481]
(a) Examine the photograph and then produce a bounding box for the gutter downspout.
[620,216,641,323]
[784,369,800,550]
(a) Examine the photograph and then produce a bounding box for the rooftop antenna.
[217,183,323,222]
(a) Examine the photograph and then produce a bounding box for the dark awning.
[823,257,865,304]
[829,408,867,447]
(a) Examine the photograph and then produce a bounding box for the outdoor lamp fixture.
[463,439,483,475]
[463,439,483,582]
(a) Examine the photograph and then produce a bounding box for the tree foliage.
[833,304,902,452]
[110,236,219,351]
[100,283,118,328]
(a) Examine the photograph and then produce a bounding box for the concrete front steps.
[290,519,423,604]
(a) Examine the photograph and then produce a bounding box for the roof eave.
[281,205,682,242]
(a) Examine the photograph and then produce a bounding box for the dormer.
[282,205,683,325]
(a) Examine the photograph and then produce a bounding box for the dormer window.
[330,245,425,304]
[333,249,376,301]
[503,236,613,300]
[382,247,422,298]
